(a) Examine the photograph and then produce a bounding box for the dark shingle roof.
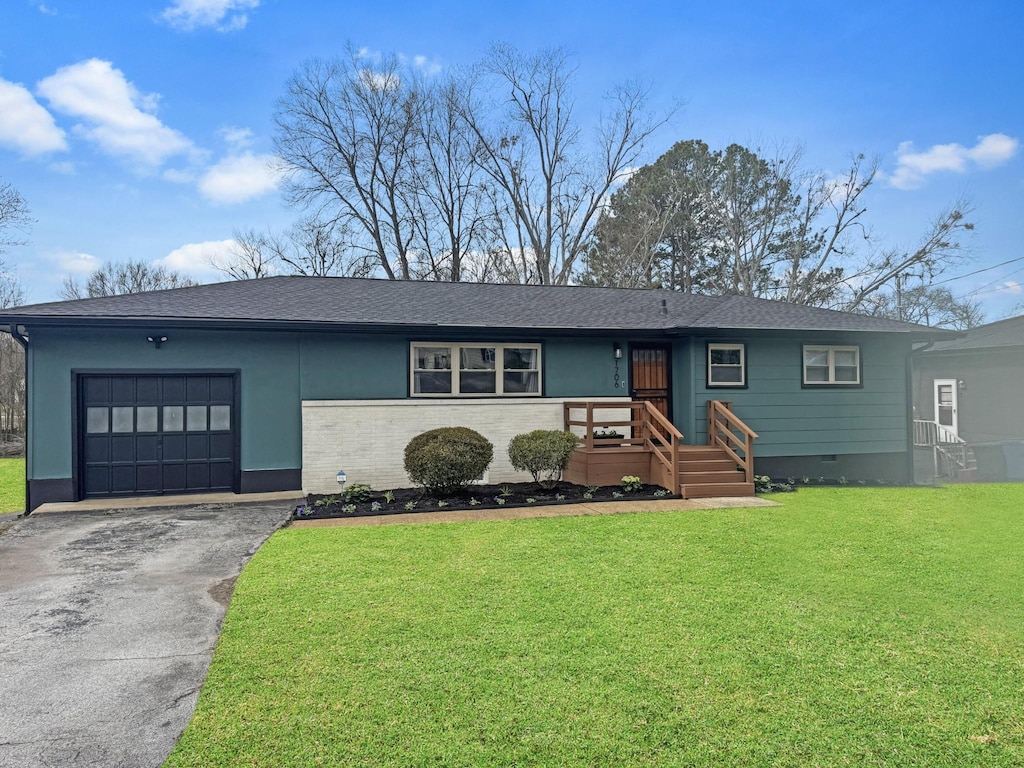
[919,313,1024,352]
[0,276,949,336]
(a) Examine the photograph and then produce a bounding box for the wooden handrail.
[563,400,684,493]
[706,400,759,483]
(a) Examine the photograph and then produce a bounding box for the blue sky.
[1,0,1022,319]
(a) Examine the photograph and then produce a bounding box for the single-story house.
[0,277,951,511]
[912,313,1024,480]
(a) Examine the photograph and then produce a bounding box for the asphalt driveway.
[0,503,292,768]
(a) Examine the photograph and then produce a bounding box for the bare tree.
[407,75,491,281]
[206,228,280,280]
[0,181,32,256]
[0,272,26,445]
[209,220,375,280]
[0,180,29,445]
[60,260,198,300]
[459,44,666,285]
[275,48,422,279]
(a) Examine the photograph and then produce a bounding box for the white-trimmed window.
[707,343,746,387]
[803,345,861,385]
[411,343,541,396]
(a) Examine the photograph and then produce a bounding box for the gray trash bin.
[1001,441,1024,481]
[972,443,1008,482]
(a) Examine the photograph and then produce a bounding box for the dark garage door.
[79,374,237,498]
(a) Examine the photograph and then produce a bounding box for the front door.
[630,345,671,420]
[934,379,959,436]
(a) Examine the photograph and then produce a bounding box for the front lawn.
[166,486,1024,767]
[0,458,24,514]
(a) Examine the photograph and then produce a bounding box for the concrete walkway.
[292,495,779,528]
[0,502,292,768]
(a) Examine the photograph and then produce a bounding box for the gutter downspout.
[8,325,30,514]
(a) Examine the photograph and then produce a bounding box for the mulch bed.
[294,481,674,520]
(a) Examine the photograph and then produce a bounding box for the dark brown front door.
[630,345,671,420]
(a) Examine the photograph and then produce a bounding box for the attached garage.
[77,372,238,498]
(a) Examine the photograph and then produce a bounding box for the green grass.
[166,486,1024,767]
[0,457,24,514]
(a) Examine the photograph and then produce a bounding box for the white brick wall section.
[301,397,631,495]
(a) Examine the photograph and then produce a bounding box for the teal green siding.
[691,334,911,457]
[543,338,628,397]
[27,327,301,479]
[299,333,409,399]
[671,340,694,440]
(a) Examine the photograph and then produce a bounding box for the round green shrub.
[507,429,580,489]
[404,427,494,495]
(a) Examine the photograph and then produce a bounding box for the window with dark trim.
[802,345,860,385]
[707,343,746,387]
[410,343,541,396]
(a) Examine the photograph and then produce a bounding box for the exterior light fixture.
[146,335,168,348]
[958,379,967,394]
[336,470,347,488]
[613,342,622,359]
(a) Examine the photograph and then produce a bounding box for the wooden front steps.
[677,445,754,499]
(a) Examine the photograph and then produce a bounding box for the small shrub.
[508,430,580,489]
[370,501,382,512]
[404,501,415,511]
[526,497,537,504]
[754,474,774,494]
[383,490,395,504]
[469,498,481,506]
[342,504,357,514]
[342,483,373,503]
[404,427,494,495]
[612,491,623,499]
[621,475,643,493]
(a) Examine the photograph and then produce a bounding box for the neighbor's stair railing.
[913,419,972,477]
[706,400,759,483]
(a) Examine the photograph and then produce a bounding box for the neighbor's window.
[707,343,746,387]
[411,343,541,396]
[803,345,860,385]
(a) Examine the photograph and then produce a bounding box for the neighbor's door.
[934,379,959,436]
[630,345,671,421]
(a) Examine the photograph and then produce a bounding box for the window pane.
[711,367,743,383]
[415,347,451,370]
[504,371,539,393]
[504,347,538,370]
[210,405,231,431]
[86,407,108,434]
[804,349,828,367]
[835,366,859,383]
[136,406,158,433]
[111,406,134,433]
[805,366,829,383]
[460,347,495,370]
[187,405,208,431]
[414,371,452,394]
[834,349,858,367]
[460,371,496,393]
[711,347,741,365]
[163,406,183,432]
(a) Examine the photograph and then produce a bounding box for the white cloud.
[37,58,195,168]
[156,239,237,279]
[36,4,58,15]
[49,161,76,174]
[412,55,442,77]
[889,133,1019,190]
[219,125,254,149]
[197,152,283,203]
[49,249,101,274]
[161,0,259,31]
[0,77,68,156]
[994,280,1023,296]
